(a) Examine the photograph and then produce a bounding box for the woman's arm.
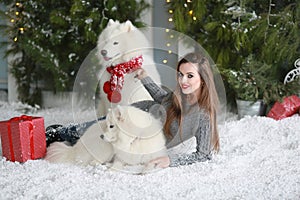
[169,115,212,167]
[141,76,169,103]
[135,68,169,103]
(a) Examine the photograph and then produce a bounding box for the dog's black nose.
[101,50,107,56]
[100,135,104,139]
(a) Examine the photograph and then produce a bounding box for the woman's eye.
[109,125,114,128]
[188,74,194,78]
[178,72,183,77]
[113,41,118,45]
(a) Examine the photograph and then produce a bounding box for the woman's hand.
[149,156,170,168]
[134,68,148,80]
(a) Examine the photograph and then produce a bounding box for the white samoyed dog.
[101,105,167,174]
[45,105,167,174]
[45,120,114,166]
[96,19,161,116]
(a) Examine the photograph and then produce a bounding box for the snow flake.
[85,18,93,24]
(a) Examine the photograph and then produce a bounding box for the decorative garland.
[103,55,143,103]
[284,58,300,84]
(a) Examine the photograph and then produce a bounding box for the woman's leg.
[45,124,64,146]
[45,116,106,146]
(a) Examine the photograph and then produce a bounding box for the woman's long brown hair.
[163,52,220,152]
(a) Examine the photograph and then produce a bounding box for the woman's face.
[178,62,202,95]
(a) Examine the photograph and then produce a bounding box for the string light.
[165,0,175,64]
[184,1,197,21]
[12,2,25,42]
[164,0,198,65]
[19,27,24,33]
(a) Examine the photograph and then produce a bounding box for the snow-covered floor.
[0,101,299,200]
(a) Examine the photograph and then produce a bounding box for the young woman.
[132,52,220,167]
[46,52,220,168]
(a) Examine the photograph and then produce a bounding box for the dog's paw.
[106,159,125,172]
[122,164,145,174]
[105,162,113,168]
[140,162,163,174]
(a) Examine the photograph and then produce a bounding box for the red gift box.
[267,95,300,120]
[0,115,47,162]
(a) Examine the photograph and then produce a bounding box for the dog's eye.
[109,125,114,128]
[113,41,118,45]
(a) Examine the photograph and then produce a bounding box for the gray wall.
[0,3,8,91]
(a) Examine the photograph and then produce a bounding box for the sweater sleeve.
[169,115,212,167]
[141,76,169,103]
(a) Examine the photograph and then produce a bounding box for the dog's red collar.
[103,55,143,103]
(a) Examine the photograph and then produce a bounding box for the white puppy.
[101,105,167,174]
[45,120,114,166]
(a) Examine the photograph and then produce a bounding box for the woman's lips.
[181,84,189,89]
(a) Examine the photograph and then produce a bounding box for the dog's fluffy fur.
[45,106,167,174]
[96,19,161,116]
[45,120,114,166]
[101,105,167,174]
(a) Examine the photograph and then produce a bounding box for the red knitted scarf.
[103,55,143,103]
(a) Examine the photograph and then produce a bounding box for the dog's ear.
[115,105,125,122]
[107,19,115,26]
[124,20,136,32]
[107,108,112,119]
[107,19,120,27]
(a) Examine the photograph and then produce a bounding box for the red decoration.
[0,115,47,162]
[267,95,300,120]
[103,55,143,103]
[109,91,122,103]
[103,81,111,94]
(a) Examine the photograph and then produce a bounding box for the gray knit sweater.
[132,76,212,167]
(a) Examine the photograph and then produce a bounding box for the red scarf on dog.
[103,55,143,103]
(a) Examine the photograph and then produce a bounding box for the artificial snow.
[0,101,299,199]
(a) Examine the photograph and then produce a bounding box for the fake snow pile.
[0,101,299,200]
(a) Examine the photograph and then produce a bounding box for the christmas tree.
[166,0,300,105]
